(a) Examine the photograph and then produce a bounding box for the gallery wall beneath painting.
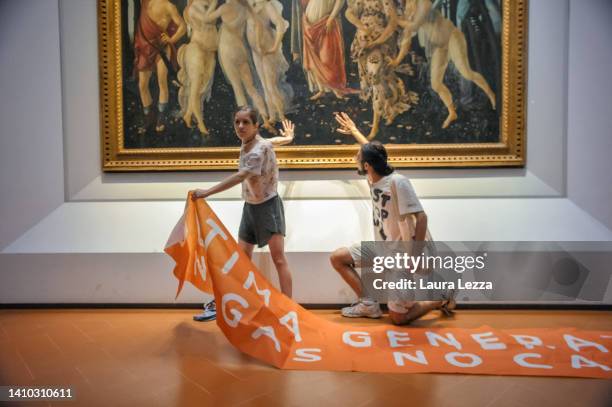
[99,0,526,170]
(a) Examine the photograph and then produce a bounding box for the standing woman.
[192,107,295,297]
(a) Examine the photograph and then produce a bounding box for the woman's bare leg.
[268,234,292,297]
[238,239,255,260]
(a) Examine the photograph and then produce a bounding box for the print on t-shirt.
[239,135,279,204]
[369,174,424,242]
[372,187,391,241]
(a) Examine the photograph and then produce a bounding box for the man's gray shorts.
[349,242,417,313]
[239,195,286,248]
[348,242,376,268]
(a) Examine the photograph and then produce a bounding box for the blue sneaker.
[193,300,216,322]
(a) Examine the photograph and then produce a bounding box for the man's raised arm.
[334,112,368,145]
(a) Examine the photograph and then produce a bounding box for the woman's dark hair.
[360,141,394,176]
[234,106,259,125]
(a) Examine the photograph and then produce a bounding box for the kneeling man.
[330,112,455,325]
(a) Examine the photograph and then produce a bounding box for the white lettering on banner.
[243,271,271,306]
[445,352,483,368]
[194,256,207,281]
[221,293,249,328]
[564,334,609,353]
[204,218,228,248]
[222,252,239,275]
[343,332,372,348]
[512,335,543,350]
[293,348,322,362]
[570,355,611,371]
[393,351,428,366]
[472,332,507,350]
[387,331,412,348]
[279,311,302,342]
[425,332,462,350]
[197,217,205,248]
[513,353,553,369]
[252,326,281,352]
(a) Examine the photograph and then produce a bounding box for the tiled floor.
[0,309,610,407]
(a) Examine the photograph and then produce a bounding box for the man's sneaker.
[193,300,216,322]
[341,299,382,319]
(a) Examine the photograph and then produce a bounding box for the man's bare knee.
[329,249,340,266]
[330,248,351,269]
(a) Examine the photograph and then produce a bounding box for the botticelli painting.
[98,0,526,170]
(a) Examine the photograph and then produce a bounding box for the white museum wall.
[59,0,101,202]
[1,0,611,304]
[567,0,612,230]
[0,1,65,250]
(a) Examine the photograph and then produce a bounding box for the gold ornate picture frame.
[99,0,526,171]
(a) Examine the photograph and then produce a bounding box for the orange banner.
[165,197,612,378]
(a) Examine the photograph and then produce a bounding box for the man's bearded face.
[355,151,367,176]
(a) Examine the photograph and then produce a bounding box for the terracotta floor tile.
[0,322,9,343]
[506,377,611,407]
[152,378,215,407]
[206,370,299,405]
[175,356,245,392]
[245,370,350,406]
[73,358,139,391]
[319,373,405,406]
[431,375,515,407]
[0,343,36,384]
[236,393,289,407]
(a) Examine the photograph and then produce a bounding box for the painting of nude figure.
[100,0,526,170]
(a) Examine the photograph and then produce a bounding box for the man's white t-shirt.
[369,172,423,241]
[239,135,279,204]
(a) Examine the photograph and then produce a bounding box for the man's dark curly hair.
[360,141,394,176]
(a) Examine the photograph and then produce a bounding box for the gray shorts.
[239,195,286,248]
[348,242,375,268]
[348,242,416,313]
